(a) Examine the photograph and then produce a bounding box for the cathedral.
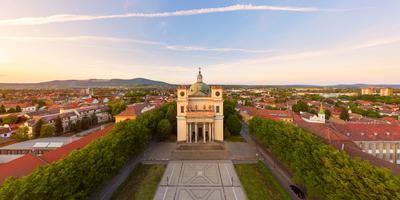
[176,69,224,143]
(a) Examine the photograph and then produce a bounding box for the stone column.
[189,123,192,143]
[203,123,206,143]
[208,123,211,142]
[195,123,198,143]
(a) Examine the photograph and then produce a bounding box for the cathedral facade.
[176,69,224,143]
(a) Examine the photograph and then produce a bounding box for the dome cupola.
[189,68,211,96]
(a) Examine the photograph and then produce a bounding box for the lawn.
[225,135,246,142]
[111,163,166,200]
[235,161,291,200]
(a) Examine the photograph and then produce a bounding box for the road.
[240,121,304,200]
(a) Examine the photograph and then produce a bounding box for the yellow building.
[380,88,393,96]
[176,69,224,143]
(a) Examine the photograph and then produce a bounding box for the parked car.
[290,185,305,199]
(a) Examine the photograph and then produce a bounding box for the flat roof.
[0,137,80,150]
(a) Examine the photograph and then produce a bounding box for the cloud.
[0,4,323,26]
[0,35,274,53]
[209,36,400,70]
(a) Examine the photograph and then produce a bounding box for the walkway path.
[154,160,247,200]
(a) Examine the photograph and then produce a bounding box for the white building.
[176,69,224,143]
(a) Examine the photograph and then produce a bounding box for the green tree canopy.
[226,115,242,135]
[54,116,63,136]
[40,124,55,137]
[33,119,43,138]
[340,108,350,121]
[11,126,29,142]
[157,119,172,141]
[108,100,127,116]
[2,116,18,124]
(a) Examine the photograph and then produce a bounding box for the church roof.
[188,69,211,96]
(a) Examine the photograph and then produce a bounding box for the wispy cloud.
[0,4,323,26]
[210,36,400,69]
[0,35,273,54]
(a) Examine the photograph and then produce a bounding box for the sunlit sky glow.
[0,0,399,85]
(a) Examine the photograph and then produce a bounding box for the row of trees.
[249,117,400,199]
[0,105,22,114]
[0,104,167,199]
[156,103,176,141]
[223,100,242,138]
[340,94,400,104]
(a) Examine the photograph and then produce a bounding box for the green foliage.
[292,100,309,113]
[33,119,43,138]
[111,164,166,200]
[341,95,400,104]
[350,106,381,118]
[157,119,172,141]
[33,99,46,108]
[108,100,127,116]
[249,117,400,199]
[40,124,55,137]
[324,109,331,120]
[81,116,91,130]
[2,116,18,124]
[165,103,177,134]
[15,106,22,112]
[226,115,242,135]
[0,106,165,199]
[11,126,29,141]
[7,108,16,113]
[235,162,291,200]
[223,99,242,136]
[0,105,5,114]
[340,108,350,121]
[54,116,63,136]
[223,127,231,139]
[90,113,98,126]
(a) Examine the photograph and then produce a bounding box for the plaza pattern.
[154,160,247,200]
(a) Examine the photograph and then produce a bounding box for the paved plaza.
[153,160,247,200]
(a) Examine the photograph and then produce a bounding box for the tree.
[157,119,172,141]
[340,108,350,121]
[325,109,331,120]
[0,105,5,114]
[224,127,231,139]
[2,116,18,124]
[55,116,64,136]
[90,113,98,126]
[40,124,55,137]
[15,105,22,112]
[7,108,16,113]
[33,119,43,138]
[292,100,309,113]
[165,104,177,134]
[226,115,242,135]
[81,117,91,130]
[71,120,82,132]
[11,126,29,141]
[107,100,127,116]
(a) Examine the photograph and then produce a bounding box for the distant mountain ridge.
[0,79,399,89]
[0,78,172,89]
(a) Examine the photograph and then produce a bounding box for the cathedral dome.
[188,69,210,96]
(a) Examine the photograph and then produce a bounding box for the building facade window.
[216,106,220,113]
[181,106,184,113]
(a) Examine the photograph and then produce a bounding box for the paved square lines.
[154,160,247,200]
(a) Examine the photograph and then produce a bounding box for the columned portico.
[186,122,215,143]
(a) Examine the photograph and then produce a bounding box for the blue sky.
[0,0,399,84]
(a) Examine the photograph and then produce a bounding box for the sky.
[0,0,399,85]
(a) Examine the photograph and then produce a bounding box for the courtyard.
[153,160,247,200]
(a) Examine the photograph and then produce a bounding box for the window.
[181,106,184,113]
[216,106,220,113]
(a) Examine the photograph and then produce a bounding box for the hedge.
[249,117,400,200]
[0,104,169,200]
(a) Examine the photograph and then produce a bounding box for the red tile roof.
[0,124,114,184]
[332,123,400,141]
[241,106,293,122]
[40,125,114,163]
[0,153,46,184]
